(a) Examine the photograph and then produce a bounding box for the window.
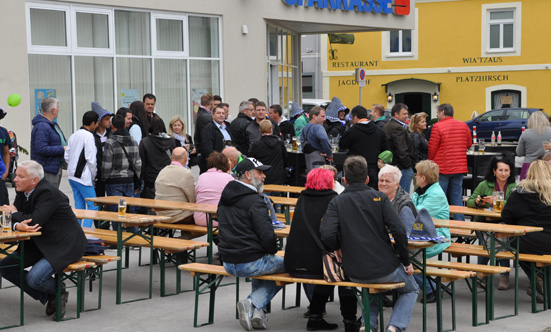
[389,30,412,54]
[479,110,504,122]
[26,2,221,136]
[482,3,521,56]
[267,25,299,108]
[505,109,529,121]
[382,8,418,61]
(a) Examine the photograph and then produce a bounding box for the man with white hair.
[0,160,87,320]
[31,97,67,188]
[217,157,283,331]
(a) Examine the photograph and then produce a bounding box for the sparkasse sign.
[281,0,410,16]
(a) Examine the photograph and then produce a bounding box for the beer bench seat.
[54,261,97,322]
[82,227,209,297]
[444,242,551,313]
[179,262,405,330]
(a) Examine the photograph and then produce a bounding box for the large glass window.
[267,25,299,109]
[27,3,221,136]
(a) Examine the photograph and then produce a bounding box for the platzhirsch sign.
[281,0,410,16]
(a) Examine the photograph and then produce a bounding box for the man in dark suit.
[0,160,87,320]
[200,105,232,173]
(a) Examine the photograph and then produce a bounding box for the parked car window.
[479,110,504,122]
[505,109,530,120]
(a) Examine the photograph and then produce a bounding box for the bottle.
[522,126,525,133]
[472,126,477,144]
[497,131,502,146]
[491,131,496,146]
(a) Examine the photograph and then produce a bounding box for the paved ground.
[2,173,551,332]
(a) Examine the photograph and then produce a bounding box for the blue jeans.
[0,252,61,304]
[362,266,419,332]
[69,179,98,228]
[439,173,464,221]
[413,274,437,294]
[223,255,285,310]
[400,167,414,193]
[104,183,135,229]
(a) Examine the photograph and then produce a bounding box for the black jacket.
[139,133,176,185]
[502,190,551,255]
[249,135,287,185]
[194,107,213,150]
[13,179,87,273]
[93,128,112,181]
[229,113,254,154]
[340,122,388,188]
[200,122,229,173]
[218,180,278,264]
[383,119,417,170]
[320,183,410,282]
[284,189,337,278]
[246,120,281,153]
[410,131,428,161]
[278,120,295,139]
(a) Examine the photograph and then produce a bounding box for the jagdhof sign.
[281,0,410,16]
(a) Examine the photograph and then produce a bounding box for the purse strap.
[114,140,136,174]
[299,200,328,255]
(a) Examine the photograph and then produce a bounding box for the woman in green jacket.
[467,155,517,290]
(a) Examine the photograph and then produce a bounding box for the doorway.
[396,92,431,117]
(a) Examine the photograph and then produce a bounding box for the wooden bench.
[82,227,209,297]
[179,262,405,330]
[445,242,551,313]
[53,260,97,321]
[79,255,121,312]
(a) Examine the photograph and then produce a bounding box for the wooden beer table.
[0,231,41,329]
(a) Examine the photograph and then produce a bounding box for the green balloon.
[7,94,21,107]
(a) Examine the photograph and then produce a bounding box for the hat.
[0,107,5,120]
[290,102,304,119]
[325,97,349,123]
[234,157,271,177]
[400,207,446,243]
[378,150,393,164]
[91,102,114,121]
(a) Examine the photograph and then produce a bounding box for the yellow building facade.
[323,0,551,121]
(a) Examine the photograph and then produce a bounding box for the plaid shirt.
[101,129,141,184]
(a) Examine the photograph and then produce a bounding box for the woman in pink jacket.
[194,152,234,226]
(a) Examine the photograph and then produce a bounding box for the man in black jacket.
[340,105,388,189]
[193,93,214,154]
[0,160,87,320]
[218,158,283,331]
[200,106,232,174]
[229,100,255,154]
[320,156,418,332]
[248,120,287,185]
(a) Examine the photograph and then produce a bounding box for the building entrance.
[396,92,431,117]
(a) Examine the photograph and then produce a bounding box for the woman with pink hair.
[284,168,358,332]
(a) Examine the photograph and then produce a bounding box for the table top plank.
[0,231,41,242]
[434,219,543,235]
[270,196,298,206]
[73,208,171,224]
[449,205,501,218]
[86,196,217,214]
[263,184,304,195]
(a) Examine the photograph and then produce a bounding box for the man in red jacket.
[428,103,472,221]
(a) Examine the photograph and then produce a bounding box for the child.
[378,150,393,169]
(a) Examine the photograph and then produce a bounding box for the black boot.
[343,319,360,332]
[307,314,338,331]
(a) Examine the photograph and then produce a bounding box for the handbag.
[300,202,347,282]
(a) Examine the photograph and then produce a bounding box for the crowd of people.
[1,92,551,331]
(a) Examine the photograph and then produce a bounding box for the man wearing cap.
[31,97,67,188]
[64,111,100,228]
[321,156,418,332]
[340,105,388,189]
[218,157,284,331]
[92,102,114,219]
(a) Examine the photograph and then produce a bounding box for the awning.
[381,78,441,93]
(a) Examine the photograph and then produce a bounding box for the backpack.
[84,237,105,256]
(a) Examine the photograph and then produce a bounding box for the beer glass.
[478,139,486,154]
[493,191,505,212]
[2,210,11,232]
[118,198,127,218]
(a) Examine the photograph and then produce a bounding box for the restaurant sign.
[281,0,410,16]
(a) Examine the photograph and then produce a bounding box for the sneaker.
[251,307,267,330]
[237,299,254,331]
[497,275,509,290]
[52,291,69,321]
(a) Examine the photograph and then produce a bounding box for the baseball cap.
[91,102,114,121]
[234,157,271,177]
